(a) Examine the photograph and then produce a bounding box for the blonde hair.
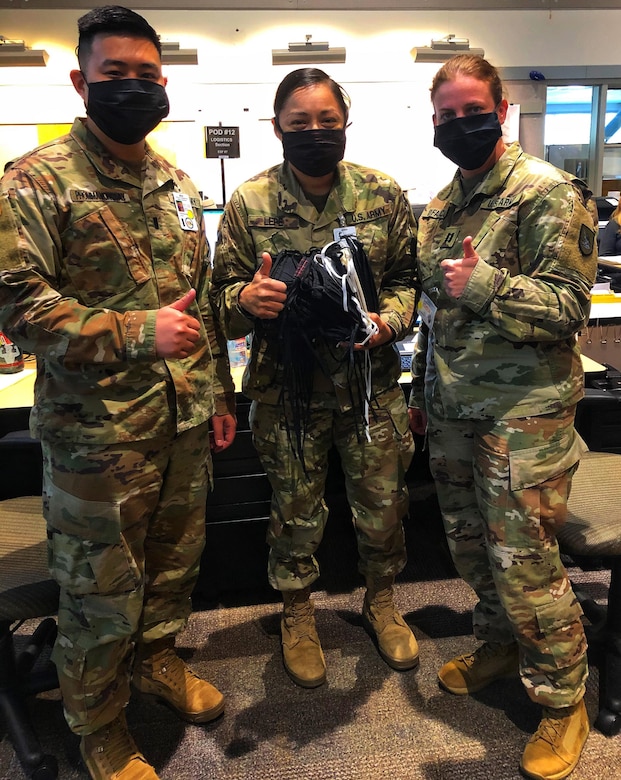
[430,54,504,106]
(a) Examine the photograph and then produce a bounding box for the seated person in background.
[598,199,621,255]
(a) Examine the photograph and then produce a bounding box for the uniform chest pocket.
[474,214,519,273]
[250,227,300,257]
[62,207,152,306]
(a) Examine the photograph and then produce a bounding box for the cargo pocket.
[380,385,415,475]
[47,484,140,596]
[534,588,586,671]
[505,429,587,546]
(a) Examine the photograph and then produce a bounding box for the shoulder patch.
[579,223,595,256]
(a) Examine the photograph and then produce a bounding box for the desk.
[0,360,35,439]
[598,255,621,269]
[578,267,621,366]
[0,364,245,412]
[0,368,35,410]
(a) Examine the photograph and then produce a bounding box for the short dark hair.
[273,68,350,130]
[76,5,161,71]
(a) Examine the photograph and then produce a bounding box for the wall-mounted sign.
[205,126,240,159]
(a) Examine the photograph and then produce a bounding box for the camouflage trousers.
[250,384,414,592]
[426,405,588,707]
[41,422,212,735]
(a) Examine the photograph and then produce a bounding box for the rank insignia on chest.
[579,223,595,256]
[440,230,459,250]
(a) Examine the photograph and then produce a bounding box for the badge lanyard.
[334,210,357,242]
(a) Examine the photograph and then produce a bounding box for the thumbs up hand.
[440,236,479,299]
[155,288,201,359]
[238,252,287,319]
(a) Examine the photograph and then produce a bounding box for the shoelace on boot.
[285,598,316,638]
[531,709,570,748]
[91,718,140,770]
[368,585,398,630]
[149,649,200,684]
[460,642,511,669]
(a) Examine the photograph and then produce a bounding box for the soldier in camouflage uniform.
[0,7,236,780]
[408,55,598,780]
[211,68,419,688]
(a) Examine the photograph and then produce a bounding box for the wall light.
[272,35,346,66]
[411,35,484,63]
[0,37,48,66]
[161,41,198,66]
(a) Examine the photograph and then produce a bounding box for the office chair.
[0,495,60,779]
[557,451,621,736]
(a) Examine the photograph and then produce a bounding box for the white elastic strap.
[364,350,372,442]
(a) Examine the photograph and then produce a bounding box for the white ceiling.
[0,1,618,10]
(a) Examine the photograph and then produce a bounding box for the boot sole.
[131,684,225,724]
[519,747,585,780]
[519,762,581,780]
[282,655,327,688]
[362,613,420,671]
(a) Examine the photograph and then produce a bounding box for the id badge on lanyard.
[173,192,198,231]
[334,225,357,241]
[418,291,437,329]
[333,211,356,241]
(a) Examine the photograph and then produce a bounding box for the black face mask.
[86,79,170,145]
[281,129,346,177]
[434,112,502,170]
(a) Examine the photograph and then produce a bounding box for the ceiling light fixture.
[272,35,346,66]
[161,41,199,66]
[411,34,484,63]
[0,37,48,66]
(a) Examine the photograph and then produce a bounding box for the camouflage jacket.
[0,118,234,444]
[211,160,417,409]
[409,142,598,420]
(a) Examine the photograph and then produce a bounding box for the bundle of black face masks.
[256,236,379,468]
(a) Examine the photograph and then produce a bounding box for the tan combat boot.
[438,641,520,694]
[520,699,589,780]
[281,588,326,688]
[362,576,419,670]
[80,711,159,780]
[132,638,224,723]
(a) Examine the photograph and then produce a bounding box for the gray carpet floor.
[1,569,619,780]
